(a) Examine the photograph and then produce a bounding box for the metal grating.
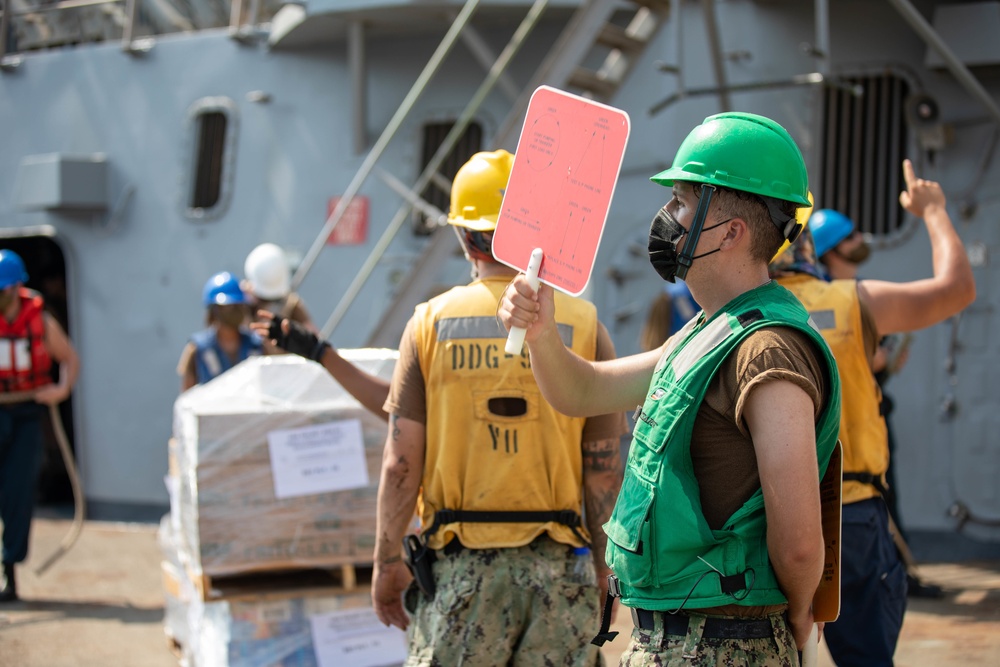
[819,73,910,238]
[413,120,483,235]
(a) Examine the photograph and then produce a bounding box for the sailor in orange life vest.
[0,250,80,603]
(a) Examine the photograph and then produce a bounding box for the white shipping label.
[267,419,369,499]
[310,607,406,667]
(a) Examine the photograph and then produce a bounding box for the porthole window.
[184,98,238,220]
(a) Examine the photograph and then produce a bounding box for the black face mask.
[647,207,729,283]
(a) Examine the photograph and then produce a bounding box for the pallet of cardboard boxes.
[162,352,406,667]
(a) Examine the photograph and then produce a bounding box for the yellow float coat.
[778,274,887,504]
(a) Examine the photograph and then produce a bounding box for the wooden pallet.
[186,562,374,602]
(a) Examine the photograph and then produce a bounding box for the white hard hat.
[244,243,291,300]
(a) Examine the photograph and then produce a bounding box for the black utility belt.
[843,472,888,496]
[440,532,552,556]
[630,608,773,640]
[423,509,588,545]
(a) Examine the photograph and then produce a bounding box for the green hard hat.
[651,112,811,206]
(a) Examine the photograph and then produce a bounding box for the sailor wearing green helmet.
[499,112,842,665]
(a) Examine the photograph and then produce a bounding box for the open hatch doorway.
[0,233,76,508]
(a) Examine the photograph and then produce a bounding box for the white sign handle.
[504,247,544,355]
[801,624,818,667]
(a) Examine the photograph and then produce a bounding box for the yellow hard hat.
[771,191,814,263]
[447,149,514,232]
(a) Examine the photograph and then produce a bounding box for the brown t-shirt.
[384,318,627,441]
[691,326,829,531]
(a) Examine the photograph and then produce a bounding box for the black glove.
[267,317,331,362]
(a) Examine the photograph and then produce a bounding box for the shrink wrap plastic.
[171,352,396,578]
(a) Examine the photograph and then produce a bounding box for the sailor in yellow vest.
[499,113,842,665]
[768,160,975,666]
[368,149,627,666]
[811,207,942,601]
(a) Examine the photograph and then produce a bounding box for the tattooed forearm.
[582,437,623,570]
[584,483,621,528]
[583,483,617,575]
[582,437,622,473]
[374,415,425,562]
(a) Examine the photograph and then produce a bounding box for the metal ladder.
[495,0,671,145]
[332,0,671,347]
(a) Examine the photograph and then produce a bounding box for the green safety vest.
[604,281,841,610]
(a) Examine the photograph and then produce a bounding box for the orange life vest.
[0,288,53,392]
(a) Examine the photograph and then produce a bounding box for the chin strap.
[591,574,621,646]
[675,186,716,281]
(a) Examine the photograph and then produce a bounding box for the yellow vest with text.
[777,274,886,504]
[413,276,599,550]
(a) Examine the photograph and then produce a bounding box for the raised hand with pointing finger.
[899,157,946,218]
[854,159,975,336]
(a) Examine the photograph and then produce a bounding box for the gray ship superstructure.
[1,0,998,552]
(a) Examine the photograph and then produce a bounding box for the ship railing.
[0,0,267,67]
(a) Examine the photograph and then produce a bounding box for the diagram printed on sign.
[493,86,630,297]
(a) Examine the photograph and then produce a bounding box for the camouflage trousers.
[617,611,799,667]
[404,536,605,667]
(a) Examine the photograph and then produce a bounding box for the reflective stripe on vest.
[191,328,262,384]
[0,289,53,392]
[436,316,574,346]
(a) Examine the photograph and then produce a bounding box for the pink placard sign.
[492,86,630,296]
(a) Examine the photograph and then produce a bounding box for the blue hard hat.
[0,250,29,290]
[809,209,855,258]
[202,271,248,306]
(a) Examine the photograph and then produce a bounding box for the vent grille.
[819,73,911,238]
[414,121,483,235]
